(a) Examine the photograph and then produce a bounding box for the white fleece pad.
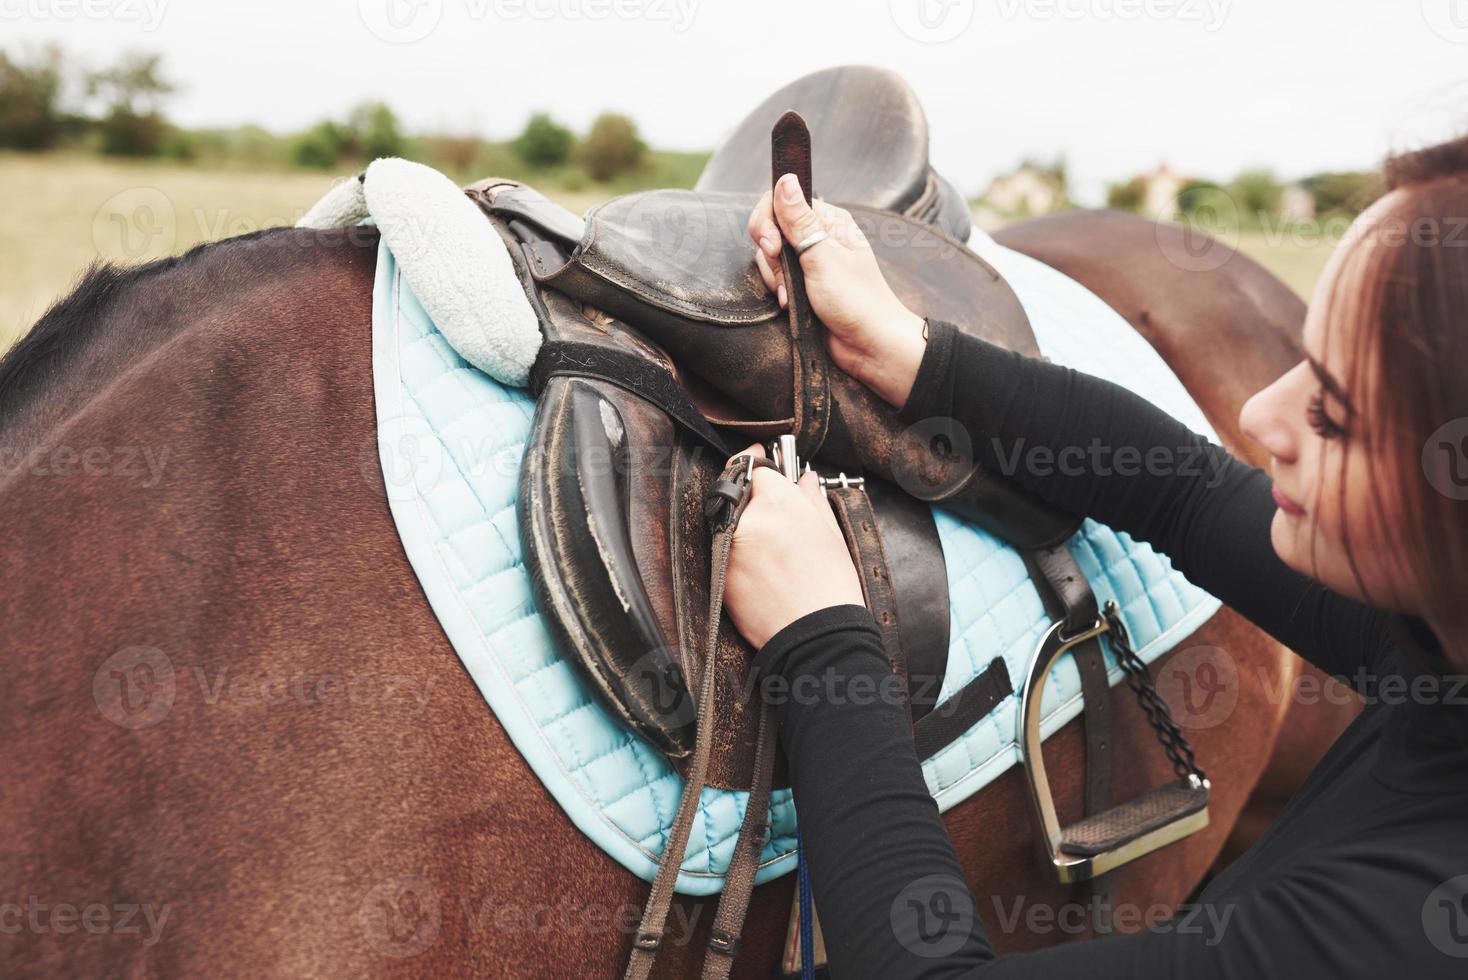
[297,158,541,387]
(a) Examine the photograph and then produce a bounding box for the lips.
[1272,483,1306,517]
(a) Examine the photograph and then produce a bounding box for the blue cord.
[797,827,815,980]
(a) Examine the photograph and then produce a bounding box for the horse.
[0,202,1345,976]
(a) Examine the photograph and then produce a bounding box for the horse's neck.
[1,229,377,460]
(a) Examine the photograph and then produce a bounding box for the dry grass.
[0,154,1328,357]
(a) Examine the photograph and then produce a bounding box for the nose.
[1239,375,1300,466]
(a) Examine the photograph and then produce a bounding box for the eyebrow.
[1306,356,1356,415]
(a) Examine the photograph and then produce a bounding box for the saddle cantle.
[467,65,1211,979]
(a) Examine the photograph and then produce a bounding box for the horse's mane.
[0,228,289,427]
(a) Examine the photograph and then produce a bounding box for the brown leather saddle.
[471,65,1210,980]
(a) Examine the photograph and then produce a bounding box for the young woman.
[724,137,1468,977]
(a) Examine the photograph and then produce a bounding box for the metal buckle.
[1018,617,1212,883]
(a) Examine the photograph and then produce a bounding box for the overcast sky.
[7,0,1468,203]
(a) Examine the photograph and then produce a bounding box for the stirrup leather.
[1019,601,1211,884]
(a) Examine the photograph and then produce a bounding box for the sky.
[6,0,1468,204]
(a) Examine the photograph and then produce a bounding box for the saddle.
[472,66,1210,979]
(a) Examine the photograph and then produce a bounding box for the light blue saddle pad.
[371,229,1222,896]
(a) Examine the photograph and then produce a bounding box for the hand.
[748,175,928,409]
[722,446,866,651]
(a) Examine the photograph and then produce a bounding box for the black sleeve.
[763,611,1435,980]
[902,320,1392,683]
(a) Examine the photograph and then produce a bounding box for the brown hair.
[1326,135,1468,664]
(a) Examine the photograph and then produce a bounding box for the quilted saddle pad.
[371,228,1223,896]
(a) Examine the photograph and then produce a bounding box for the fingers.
[772,174,825,252]
[813,200,867,251]
[753,247,785,305]
[797,469,843,536]
[747,190,781,261]
[725,443,766,471]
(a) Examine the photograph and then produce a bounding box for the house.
[981,164,1066,219]
[1140,163,1184,220]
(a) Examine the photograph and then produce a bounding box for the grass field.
[0,154,1331,354]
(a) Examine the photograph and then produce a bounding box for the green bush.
[1302,170,1384,217]
[1228,170,1283,221]
[97,107,168,156]
[346,101,405,160]
[1105,176,1147,212]
[514,112,574,168]
[0,46,65,150]
[580,112,645,182]
[293,121,347,169]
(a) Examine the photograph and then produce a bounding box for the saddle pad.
[371,230,1222,896]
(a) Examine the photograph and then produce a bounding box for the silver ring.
[794,230,829,256]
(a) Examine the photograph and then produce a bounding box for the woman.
[724,137,1468,977]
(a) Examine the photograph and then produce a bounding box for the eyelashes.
[1307,393,1348,440]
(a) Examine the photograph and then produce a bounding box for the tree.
[580,112,645,181]
[0,45,65,150]
[1302,171,1384,217]
[86,52,175,156]
[293,120,348,169]
[1106,176,1147,212]
[514,112,574,168]
[346,101,405,160]
[1228,169,1283,221]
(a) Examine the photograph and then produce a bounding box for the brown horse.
[0,209,1335,977]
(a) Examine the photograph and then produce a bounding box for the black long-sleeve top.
[756,320,1468,978]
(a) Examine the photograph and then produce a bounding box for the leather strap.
[624,458,763,980]
[771,111,833,461]
[825,486,906,696]
[530,339,738,458]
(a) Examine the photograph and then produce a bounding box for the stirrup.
[1018,609,1211,884]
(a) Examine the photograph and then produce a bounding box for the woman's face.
[1239,191,1418,611]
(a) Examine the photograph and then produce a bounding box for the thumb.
[773,174,824,251]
